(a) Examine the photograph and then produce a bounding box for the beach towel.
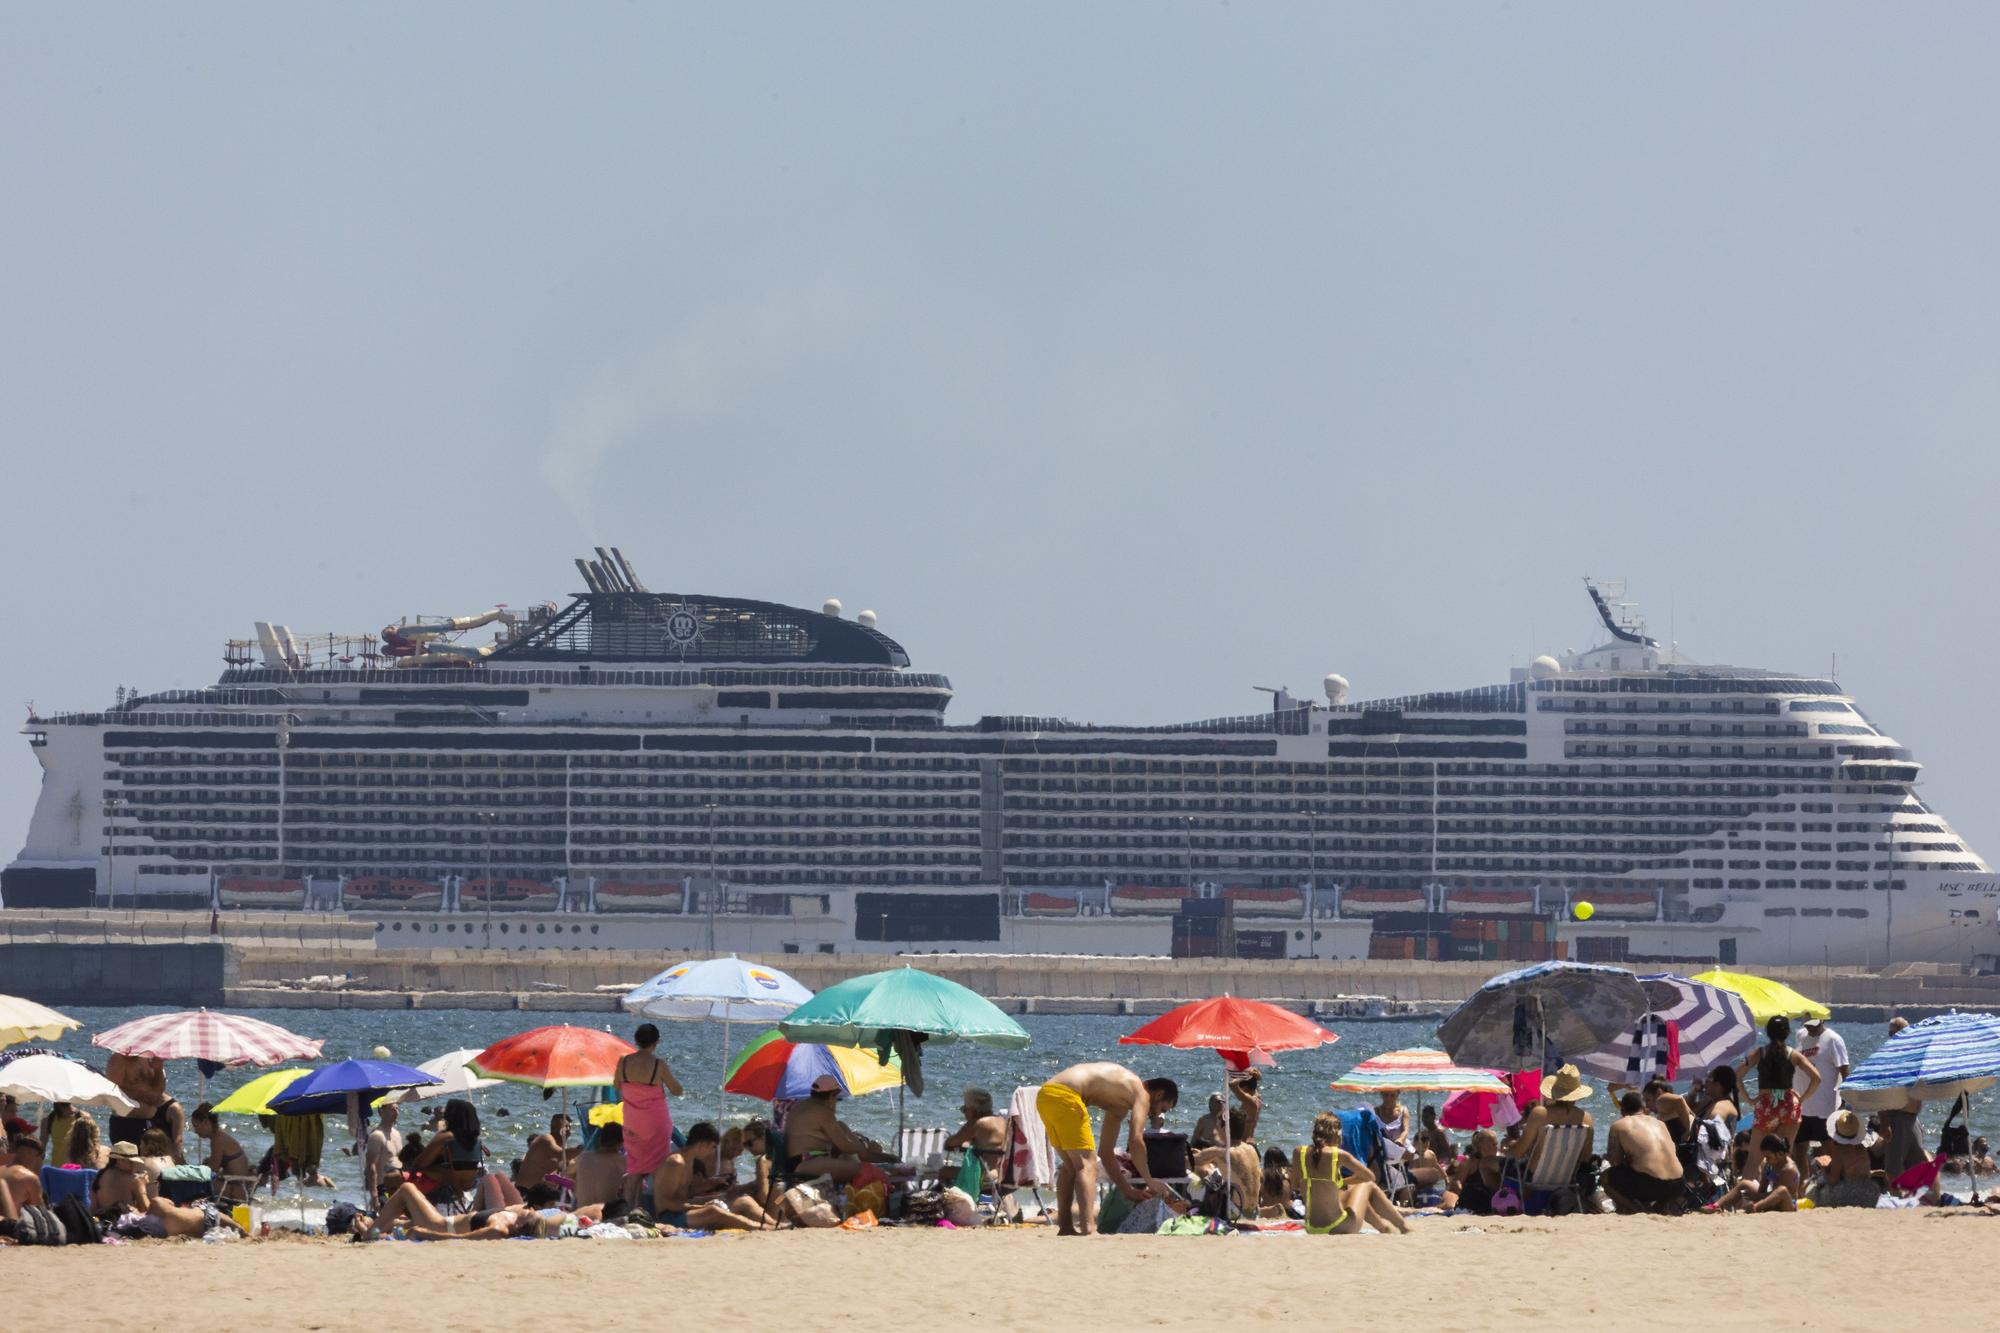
[1004,1085,1058,1189]
[1336,1109,1381,1165]
[620,1081,673,1177]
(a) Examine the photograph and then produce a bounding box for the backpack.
[15,1203,68,1245]
[53,1195,103,1245]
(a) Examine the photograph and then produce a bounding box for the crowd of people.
[2,1012,1991,1244]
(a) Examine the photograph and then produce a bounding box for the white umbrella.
[0,995,79,1050]
[0,1053,138,1113]
[383,1049,505,1104]
[623,956,816,1096]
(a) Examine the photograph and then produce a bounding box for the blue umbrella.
[1436,961,1649,1071]
[267,1058,442,1116]
[1841,1012,2000,1111]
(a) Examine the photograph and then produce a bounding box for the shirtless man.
[0,1138,43,1211]
[362,1102,403,1200]
[943,1088,1008,1188]
[650,1122,758,1231]
[1036,1062,1179,1236]
[107,1053,181,1159]
[514,1112,574,1190]
[574,1122,627,1208]
[1603,1092,1685,1214]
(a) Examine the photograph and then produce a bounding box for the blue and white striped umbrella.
[1841,1011,2000,1111]
[1572,974,1758,1087]
[1436,961,1649,1070]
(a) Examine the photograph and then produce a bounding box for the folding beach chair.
[897,1126,952,1166]
[1503,1121,1591,1216]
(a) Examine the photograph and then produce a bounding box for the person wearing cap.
[782,1074,896,1184]
[1792,1015,1850,1167]
[1807,1109,1880,1208]
[1506,1064,1594,1176]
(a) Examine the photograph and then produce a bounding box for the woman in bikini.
[1294,1112,1410,1234]
[413,1099,498,1208]
[189,1103,254,1203]
[616,1023,684,1208]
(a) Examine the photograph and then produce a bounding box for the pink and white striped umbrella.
[92,1009,323,1067]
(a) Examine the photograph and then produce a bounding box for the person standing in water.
[616,1023,684,1208]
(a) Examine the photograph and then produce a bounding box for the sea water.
[22,1006,1992,1204]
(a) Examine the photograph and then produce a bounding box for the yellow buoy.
[1572,901,1595,922]
[371,1045,392,1060]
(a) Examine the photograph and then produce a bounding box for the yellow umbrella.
[588,1102,625,1127]
[211,1067,312,1115]
[1690,971,1830,1026]
[0,994,79,1049]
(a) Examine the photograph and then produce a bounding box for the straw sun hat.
[1828,1110,1866,1146]
[1539,1065,1592,1103]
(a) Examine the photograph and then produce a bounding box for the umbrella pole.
[1221,1069,1231,1224]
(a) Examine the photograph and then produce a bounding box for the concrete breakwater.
[5,910,1998,1019]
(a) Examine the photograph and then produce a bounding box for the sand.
[12,1211,1999,1331]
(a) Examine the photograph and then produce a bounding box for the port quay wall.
[3,911,1997,1018]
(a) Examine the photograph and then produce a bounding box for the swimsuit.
[1295,1146,1348,1235]
[1036,1083,1095,1153]
[1753,1045,1801,1131]
[1604,1162,1682,1208]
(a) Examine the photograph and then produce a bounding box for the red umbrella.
[1120,995,1338,1065]
[1121,997,1337,1214]
[469,1025,635,1089]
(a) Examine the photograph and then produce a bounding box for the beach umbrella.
[212,1068,312,1116]
[379,1049,503,1105]
[1436,961,1648,1070]
[0,1053,138,1113]
[470,1025,636,1089]
[0,995,79,1049]
[621,955,816,1098]
[622,955,814,1021]
[1571,974,1758,1087]
[93,1009,324,1067]
[1688,971,1829,1026]
[1841,1012,2000,1111]
[722,1030,904,1102]
[780,966,1027,1138]
[267,1058,442,1117]
[1122,997,1338,1216]
[1328,1048,1507,1096]
[1842,1012,2000,1203]
[1122,996,1338,1065]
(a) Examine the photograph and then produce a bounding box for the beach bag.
[1940,1097,1971,1158]
[903,1187,948,1225]
[941,1187,978,1227]
[953,1148,984,1197]
[782,1181,840,1229]
[846,1181,887,1219]
[53,1195,102,1245]
[16,1204,67,1245]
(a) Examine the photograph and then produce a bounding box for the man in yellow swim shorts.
[1036,1063,1179,1236]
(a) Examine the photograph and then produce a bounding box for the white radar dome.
[1530,655,1563,680]
[822,598,843,618]
[1323,673,1350,705]
[857,610,878,629]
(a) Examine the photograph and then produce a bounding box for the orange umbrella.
[1120,995,1338,1065]
[469,1025,635,1088]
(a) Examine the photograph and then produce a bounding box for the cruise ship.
[7,552,1995,966]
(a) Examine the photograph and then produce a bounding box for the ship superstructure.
[7,557,1993,965]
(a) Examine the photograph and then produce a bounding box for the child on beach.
[1705,1134,1800,1213]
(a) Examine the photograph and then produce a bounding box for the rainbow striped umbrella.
[723,1030,904,1102]
[1328,1048,1509,1095]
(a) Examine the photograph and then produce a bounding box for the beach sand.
[13,1211,1998,1331]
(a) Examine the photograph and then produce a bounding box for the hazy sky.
[5,5,1999,862]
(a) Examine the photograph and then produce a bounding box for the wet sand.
[11,1210,1997,1331]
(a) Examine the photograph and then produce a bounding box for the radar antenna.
[1583,576,1659,648]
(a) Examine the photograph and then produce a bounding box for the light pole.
[704,802,719,953]
[103,795,128,917]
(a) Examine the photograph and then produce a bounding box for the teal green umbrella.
[778,967,1029,1055]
